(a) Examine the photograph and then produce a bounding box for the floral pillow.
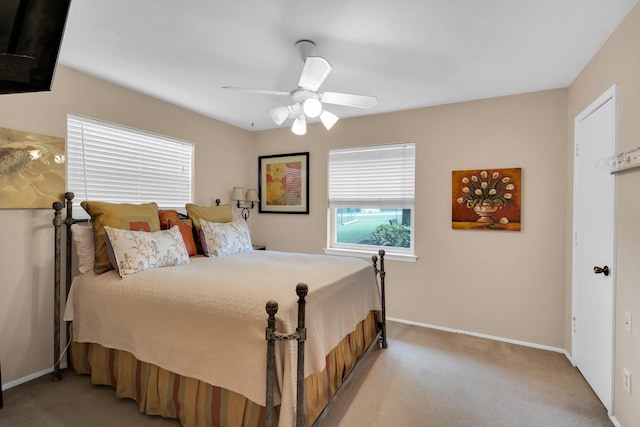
[199,219,253,257]
[185,203,233,254]
[104,225,190,278]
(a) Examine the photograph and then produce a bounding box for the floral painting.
[0,127,65,209]
[452,168,521,231]
[258,152,309,214]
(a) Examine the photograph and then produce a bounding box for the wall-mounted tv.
[0,0,71,95]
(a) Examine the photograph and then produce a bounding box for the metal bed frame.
[52,192,387,427]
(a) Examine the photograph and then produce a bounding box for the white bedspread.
[64,250,380,426]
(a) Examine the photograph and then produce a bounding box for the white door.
[572,84,617,413]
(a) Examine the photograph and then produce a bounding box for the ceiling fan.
[223,40,378,135]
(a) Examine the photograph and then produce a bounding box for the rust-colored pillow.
[80,201,160,274]
[159,210,197,257]
[185,203,233,254]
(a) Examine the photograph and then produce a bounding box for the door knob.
[593,266,610,276]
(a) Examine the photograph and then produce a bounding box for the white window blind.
[329,143,415,209]
[67,114,193,212]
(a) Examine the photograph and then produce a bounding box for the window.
[326,143,416,261]
[66,114,193,214]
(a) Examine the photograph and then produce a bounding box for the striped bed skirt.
[70,311,378,427]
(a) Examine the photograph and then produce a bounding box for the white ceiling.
[58,0,638,132]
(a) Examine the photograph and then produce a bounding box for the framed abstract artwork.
[0,127,65,209]
[258,152,309,214]
[452,167,522,231]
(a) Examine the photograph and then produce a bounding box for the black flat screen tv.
[0,0,71,95]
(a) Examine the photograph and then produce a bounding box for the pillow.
[104,225,189,278]
[159,209,197,256]
[185,203,233,254]
[199,219,253,257]
[71,223,95,274]
[80,201,161,274]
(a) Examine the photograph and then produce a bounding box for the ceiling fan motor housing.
[292,89,322,118]
[295,39,317,61]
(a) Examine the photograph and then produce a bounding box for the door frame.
[571,83,617,414]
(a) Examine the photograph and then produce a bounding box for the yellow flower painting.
[0,127,65,209]
[266,163,290,205]
[259,152,309,214]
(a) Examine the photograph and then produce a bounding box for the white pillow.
[199,219,253,257]
[104,225,190,278]
[71,223,95,274]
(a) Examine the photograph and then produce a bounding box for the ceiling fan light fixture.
[291,115,306,135]
[270,105,291,125]
[303,98,322,118]
[225,41,376,132]
[320,110,339,130]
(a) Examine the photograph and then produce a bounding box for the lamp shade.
[245,188,259,202]
[270,105,291,126]
[320,110,339,130]
[291,115,306,135]
[231,187,245,201]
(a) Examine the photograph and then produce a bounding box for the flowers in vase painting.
[452,168,521,231]
[457,170,515,209]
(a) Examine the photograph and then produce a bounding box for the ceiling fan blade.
[321,91,378,109]
[298,56,333,92]
[222,86,290,96]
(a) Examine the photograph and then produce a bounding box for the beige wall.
[0,66,253,385]
[0,68,571,387]
[251,89,569,348]
[568,3,640,425]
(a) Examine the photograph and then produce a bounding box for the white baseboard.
[610,415,623,427]
[1,362,68,391]
[387,317,572,361]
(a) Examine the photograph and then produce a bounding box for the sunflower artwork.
[0,127,65,209]
[452,168,521,231]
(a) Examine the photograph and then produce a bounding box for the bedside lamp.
[231,187,260,220]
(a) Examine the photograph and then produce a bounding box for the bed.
[52,193,387,427]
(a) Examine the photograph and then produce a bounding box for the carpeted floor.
[0,321,612,427]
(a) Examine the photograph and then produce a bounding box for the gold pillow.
[185,203,233,253]
[81,201,161,274]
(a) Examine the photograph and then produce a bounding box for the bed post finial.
[296,283,308,298]
[266,300,278,318]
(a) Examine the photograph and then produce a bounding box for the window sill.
[323,247,417,262]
